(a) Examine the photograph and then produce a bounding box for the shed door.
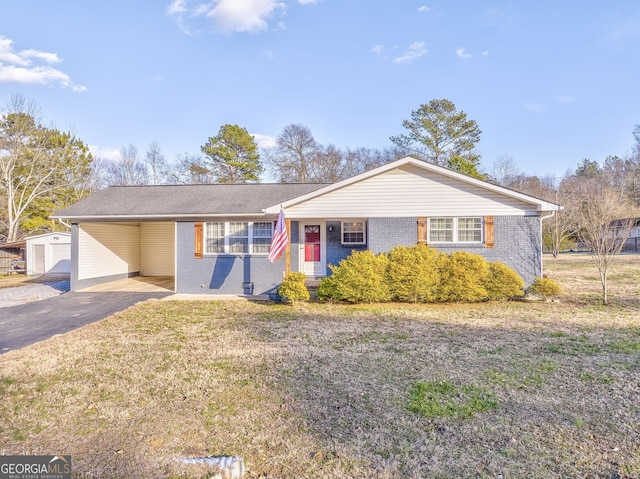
[33,244,45,275]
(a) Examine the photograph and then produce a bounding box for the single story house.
[610,217,640,253]
[51,157,561,295]
[25,232,71,275]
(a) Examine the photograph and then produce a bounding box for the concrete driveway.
[0,291,171,354]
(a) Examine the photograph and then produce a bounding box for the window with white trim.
[429,217,482,243]
[342,221,366,245]
[228,222,249,253]
[205,221,273,254]
[429,218,453,242]
[205,222,225,253]
[457,217,482,242]
[252,222,273,253]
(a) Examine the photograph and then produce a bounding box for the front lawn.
[0,254,639,478]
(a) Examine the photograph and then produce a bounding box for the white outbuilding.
[25,232,71,275]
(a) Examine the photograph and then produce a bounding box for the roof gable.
[265,157,561,216]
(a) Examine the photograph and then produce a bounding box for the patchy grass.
[407,380,498,419]
[0,255,639,478]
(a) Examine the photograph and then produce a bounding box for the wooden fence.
[0,254,24,274]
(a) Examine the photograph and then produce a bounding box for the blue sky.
[1,1,639,180]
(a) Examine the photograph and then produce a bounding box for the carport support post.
[285,219,291,274]
[70,223,80,292]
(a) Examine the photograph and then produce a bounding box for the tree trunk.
[601,270,608,306]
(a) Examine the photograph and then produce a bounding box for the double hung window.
[205,222,226,253]
[342,221,366,245]
[429,217,482,243]
[204,221,273,254]
[252,222,273,253]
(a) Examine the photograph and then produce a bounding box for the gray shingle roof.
[51,183,328,220]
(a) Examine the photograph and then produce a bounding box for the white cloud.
[20,49,62,64]
[89,145,120,161]
[252,133,277,149]
[167,0,286,34]
[556,96,574,103]
[371,44,390,60]
[0,36,86,91]
[525,103,546,112]
[481,50,489,56]
[298,0,318,4]
[418,5,431,12]
[208,0,285,33]
[166,0,188,15]
[456,47,472,59]
[393,41,427,63]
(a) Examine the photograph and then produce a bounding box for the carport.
[72,221,175,292]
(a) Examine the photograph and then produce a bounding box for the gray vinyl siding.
[175,221,285,295]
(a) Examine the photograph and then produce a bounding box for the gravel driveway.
[0,280,70,308]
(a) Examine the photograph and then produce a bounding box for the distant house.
[614,217,640,253]
[52,157,561,295]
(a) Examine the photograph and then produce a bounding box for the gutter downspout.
[56,218,72,229]
[539,210,557,277]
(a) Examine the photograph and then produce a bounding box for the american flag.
[268,208,288,263]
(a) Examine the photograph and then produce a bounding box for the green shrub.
[317,250,390,303]
[278,272,310,304]
[483,261,525,300]
[436,251,489,302]
[527,276,563,298]
[387,244,444,302]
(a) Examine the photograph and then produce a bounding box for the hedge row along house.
[52,157,562,295]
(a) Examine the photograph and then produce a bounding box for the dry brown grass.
[1,254,639,478]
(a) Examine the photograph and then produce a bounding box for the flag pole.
[285,217,291,274]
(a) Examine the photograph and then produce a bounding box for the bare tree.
[264,124,319,182]
[566,178,637,305]
[264,124,401,183]
[0,94,92,241]
[490,154,520,186]
[145,142,168,185]
[343,146,403,176]
[86,156,110,192]
[106,144,149,186]
[168,153,214,184]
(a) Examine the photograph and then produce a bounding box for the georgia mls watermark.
[0,456,71,479]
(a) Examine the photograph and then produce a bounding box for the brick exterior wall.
[366,215,541,285]
[176,221,285,295]
[174,215,541,294]
[431,216,541,285]
[368,217,418,254]
[325,221,367,274]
